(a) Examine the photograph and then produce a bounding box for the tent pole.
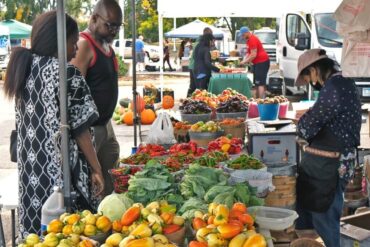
[173,18,176,52]
[119,0,125,60]
[56,0,72,211]
[131,0,138,149]
[158,14,164,101]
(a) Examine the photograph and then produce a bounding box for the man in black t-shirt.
[72,0,122,196]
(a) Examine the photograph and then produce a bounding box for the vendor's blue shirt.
[135,39,144,52]
[297,73,362,181]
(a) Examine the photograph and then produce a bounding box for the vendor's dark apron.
[297,127,343,213]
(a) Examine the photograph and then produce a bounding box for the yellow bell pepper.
[172,216,184,226]
[147,214,163,225]
[229,233,248,247]
[72,221,85,235]
[213,205,229,226]
[130,223,153,238]
[80,210,92,218]
[47,219,64,233]
[65,214,81,225]
[25,233,40,246]
[105,233,123,246]
[141,208,151,219]
[125,237,154,247]
[96,215,112,233]
[78,239,94,247]
[206,233,227,247]
[83,224,97,237]
[242,233,266,247]
[62,225,73,235]
[196,227,213,242]
[152,234,168,245]
[83,213,97,225]
[151,222,163,234]
[43,232,59,247]
[208,203,219,216]
[119,236,135,247]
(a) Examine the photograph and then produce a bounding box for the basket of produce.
[163,153,196,172]
[137,143,168,157]
[188,121,223,147]
[173,121,191,143]
[216,95,249,120]
[218,118,246,140]
[256,97,282,121]
[180,99,213,124]
[193,151,229,168]
[276,96,290,118]
[120,153,152,168]
[208,136,243,155]
[224,154,266,173]
[190,89,218,109]
[108,167,142,193]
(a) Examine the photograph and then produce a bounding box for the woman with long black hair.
[3,11,104,237]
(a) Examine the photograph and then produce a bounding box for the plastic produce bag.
[229,169,275,197]
[334,0,370,33]
[341,39,370,77]
[146,112,177,145]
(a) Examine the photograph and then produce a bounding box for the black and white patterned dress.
[16,55,99,238]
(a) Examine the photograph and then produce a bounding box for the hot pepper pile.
[137,144,168,157]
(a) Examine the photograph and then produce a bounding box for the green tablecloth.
[208,73,253,98]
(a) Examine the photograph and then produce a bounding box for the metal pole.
[131,0,138,148]
[119,0,125,60]
[173,17,176,52]
[158,14,164,102]
[56,0,71,211]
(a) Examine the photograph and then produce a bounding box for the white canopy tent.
[165,20,225,39]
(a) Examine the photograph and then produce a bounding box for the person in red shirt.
[239,26,270,98]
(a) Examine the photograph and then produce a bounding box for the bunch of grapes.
[180,99,212,114]
[216,96,249,113]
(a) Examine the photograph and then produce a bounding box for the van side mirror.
[295,32,310,51]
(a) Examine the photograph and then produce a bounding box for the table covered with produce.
[22,88,304,247]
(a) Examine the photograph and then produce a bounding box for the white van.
[277,10,370,101]
[0,26,10,70]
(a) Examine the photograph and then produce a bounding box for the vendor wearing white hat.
[295,49,361,247]
[239,26,270,98]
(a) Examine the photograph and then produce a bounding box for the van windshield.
[254,32,277,45]
[315,13,342,48]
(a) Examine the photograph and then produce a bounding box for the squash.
[140,109,156,125]
[119,98,131,108]
[123,111,134,125]
[130,95,146,113]
[162,95,174,109]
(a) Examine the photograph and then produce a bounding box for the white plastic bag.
[146,112,177,145]
[334,0,370,32]
[341,39,370,77]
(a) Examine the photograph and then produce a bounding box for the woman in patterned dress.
[3,11,104,238]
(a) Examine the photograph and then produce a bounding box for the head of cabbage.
[97,193,134,221]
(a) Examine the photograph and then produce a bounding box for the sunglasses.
[96,14,123,32]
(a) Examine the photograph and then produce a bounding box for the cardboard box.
[340,211,370,246]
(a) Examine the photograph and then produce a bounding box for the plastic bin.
[180,112,212,124]
[216,111,247,120]
[278,102,289,118]
[247,206,298,231]
[248,102,259,118]
[258,103,279,121]
[267,163,297,176]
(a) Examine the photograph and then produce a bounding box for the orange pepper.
[217,223,242,239]
[192,217,207,231]
[160,212,175,225]
[163,224,182,235]
[232,202,247,214]
[96,215,112,233]
[121,206,141,226]
[189,241,208,247]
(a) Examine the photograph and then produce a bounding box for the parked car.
[112,39,160,62]
[234,27,277,62]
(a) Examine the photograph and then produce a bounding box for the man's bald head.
[93,0,122,19]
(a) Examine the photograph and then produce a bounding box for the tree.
[0,0,92,24]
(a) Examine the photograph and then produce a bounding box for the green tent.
[0,19,32,39]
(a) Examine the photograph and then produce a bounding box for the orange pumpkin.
[123,111,134,125]
[140,109,156,125]
[130,95,145,113]
[162,95,174,109]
